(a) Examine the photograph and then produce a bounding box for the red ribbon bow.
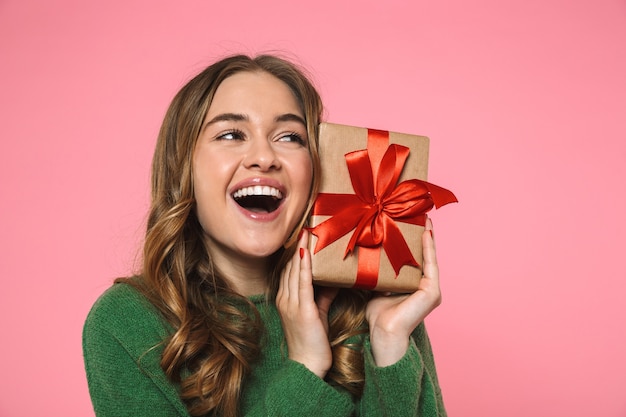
[309,129,457,289]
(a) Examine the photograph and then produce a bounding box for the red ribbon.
[309,129,457,289]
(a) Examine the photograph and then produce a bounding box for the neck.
[227,265,270,297]
[209,250,271,297]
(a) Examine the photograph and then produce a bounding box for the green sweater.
[83,283,446,416]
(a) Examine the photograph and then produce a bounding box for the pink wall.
[1,1,625,416]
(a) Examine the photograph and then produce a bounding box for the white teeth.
[232,186,283,199]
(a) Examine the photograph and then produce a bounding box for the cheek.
[293,153,313,191]
[192,182,213,232]
[292,155,314,213]
[192,148,233,197]
[192,155,221,227]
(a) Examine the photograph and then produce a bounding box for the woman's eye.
[216,130,245,141]
[277,132,306,145]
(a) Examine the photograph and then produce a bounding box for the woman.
[83,54,446,417]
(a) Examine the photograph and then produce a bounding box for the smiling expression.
[192,71,313,272]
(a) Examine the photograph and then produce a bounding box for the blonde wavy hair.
[121,54,369,417]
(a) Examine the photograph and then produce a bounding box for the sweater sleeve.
[240,299,356,416]
[244,359,355,416]
[82,284,190,417]
[356,322,447,417]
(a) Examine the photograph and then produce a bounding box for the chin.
[245,242,284,259]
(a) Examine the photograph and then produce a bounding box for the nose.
[243,136,281,171]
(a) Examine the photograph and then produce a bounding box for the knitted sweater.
[83,283,446,416]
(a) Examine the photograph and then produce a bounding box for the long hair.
[121,54,368,417]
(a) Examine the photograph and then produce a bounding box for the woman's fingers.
[276,229,333,377]
[365,217,444,366]
[280,230,312,306]
[297,234,314,305]
[419,217,441,306]
[422,218,438,275]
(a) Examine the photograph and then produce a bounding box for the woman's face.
[193,71,313,268]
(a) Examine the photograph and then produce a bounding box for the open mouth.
[232,185,283,213]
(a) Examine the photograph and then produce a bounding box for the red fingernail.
[297,229,304,240]
[429,230,434,238]
[299,248,304,259]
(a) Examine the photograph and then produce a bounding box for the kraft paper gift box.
[307,122,457,293]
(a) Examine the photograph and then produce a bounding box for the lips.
[231,182,284,214]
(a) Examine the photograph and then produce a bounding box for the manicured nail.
[429,230,434,238]
[299,248,305,259]
[297,229,304,240]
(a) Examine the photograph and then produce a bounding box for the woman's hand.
[276,230,339,378]
[365,218,442,367]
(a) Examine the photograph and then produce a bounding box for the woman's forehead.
[208,71,303,117]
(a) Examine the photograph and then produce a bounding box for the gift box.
[307,122,457,293]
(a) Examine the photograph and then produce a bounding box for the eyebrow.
[204,113,248,128]
[274,113,306,126]
[203,112,306,130]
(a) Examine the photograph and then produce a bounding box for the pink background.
[1,1,625,416]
